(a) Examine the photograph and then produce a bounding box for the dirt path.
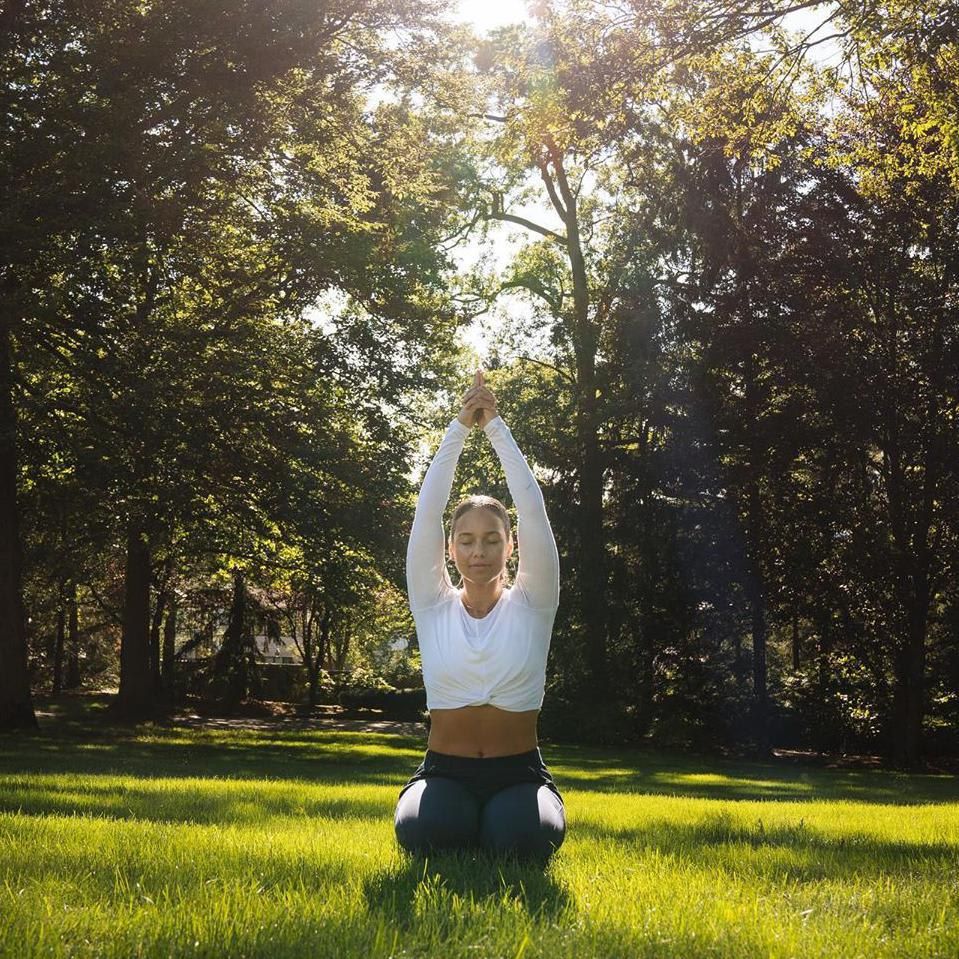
[32,694,428,739]
[170,711,427,738]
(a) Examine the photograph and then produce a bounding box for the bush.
[337,685,427,720]
[779,658,884,753]
[538,694,634,746]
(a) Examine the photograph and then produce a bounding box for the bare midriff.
[427,705,539,758]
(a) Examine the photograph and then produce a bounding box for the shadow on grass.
[4,696,957,814]
[0,776,393,824]
[546,743,959,806]
[0,718,429,825]
[364,849,572,927]
[573,813,959,881]
[0,725,424,789]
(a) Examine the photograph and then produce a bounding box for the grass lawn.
[1,700,958,958]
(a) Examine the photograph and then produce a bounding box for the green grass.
[1,704,958,958]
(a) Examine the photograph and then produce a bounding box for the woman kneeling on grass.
[394,369,565,863]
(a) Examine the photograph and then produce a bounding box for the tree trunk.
[244,616,261,700]
[304,600,319,708]
[606,556,626,689]
[885,384,941,768]
[162,600,177,704]
[539,136,609,699]
[0,305,37,730]
[319,603,331,674]
[891,566,930,768]
[633,604,654,739]
[115,519,153,717]
[816,607,834,696]
[746,477,770,757]
[749,582,770,756]
[52,578,66,695]
[213,570,249,710]
[578,418,609,697]
[563,167,608,697]
[331,609,351,674]
[150,583,167,698]
[878,284,943,767]
[65,580,81,689]
[742,340,771,758]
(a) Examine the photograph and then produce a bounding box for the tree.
[468,8,661,701]
[3,0,477,724]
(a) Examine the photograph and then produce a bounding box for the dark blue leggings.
[394,749,566,861]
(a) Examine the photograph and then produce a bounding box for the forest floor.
[31,690,959,773]
[3,696,959,957]
[33,690,430,738]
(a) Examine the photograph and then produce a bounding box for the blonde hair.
[448,495,512,586]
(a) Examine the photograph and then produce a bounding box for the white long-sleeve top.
[406,414,560,711]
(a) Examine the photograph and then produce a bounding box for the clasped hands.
[457,369,498,430]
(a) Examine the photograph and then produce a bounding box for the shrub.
[337,685,427,720]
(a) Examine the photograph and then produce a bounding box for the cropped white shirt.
[406,415,560,712]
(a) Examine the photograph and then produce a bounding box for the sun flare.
[453,0,533,32]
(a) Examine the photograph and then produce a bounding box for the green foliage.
[5,0,472,714]
[3,0,957,760]
[452,0,958,762]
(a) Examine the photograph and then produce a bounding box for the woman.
[393,369,565,862]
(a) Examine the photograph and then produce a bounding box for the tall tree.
[0,0,37,727]
[3,0,476,724]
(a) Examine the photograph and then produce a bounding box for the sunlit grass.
[1,711,958,958]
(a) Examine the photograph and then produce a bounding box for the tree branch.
[497,275,563,313]
[83,582,123,628]
[437,208,485,250]
[516,353,577,387]
[537,157,568,224]
[543,134,577,219]
[489,209,567,245]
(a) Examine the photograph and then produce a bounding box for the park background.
[1,0,957,773]
[3,3,959,957]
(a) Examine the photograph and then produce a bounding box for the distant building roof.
[255,634,302,663]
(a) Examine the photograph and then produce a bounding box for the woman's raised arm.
[483,415,560,611]
[405,417,469,612]
[406,376,490,612]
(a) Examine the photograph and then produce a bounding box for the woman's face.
[449,508,513,586]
